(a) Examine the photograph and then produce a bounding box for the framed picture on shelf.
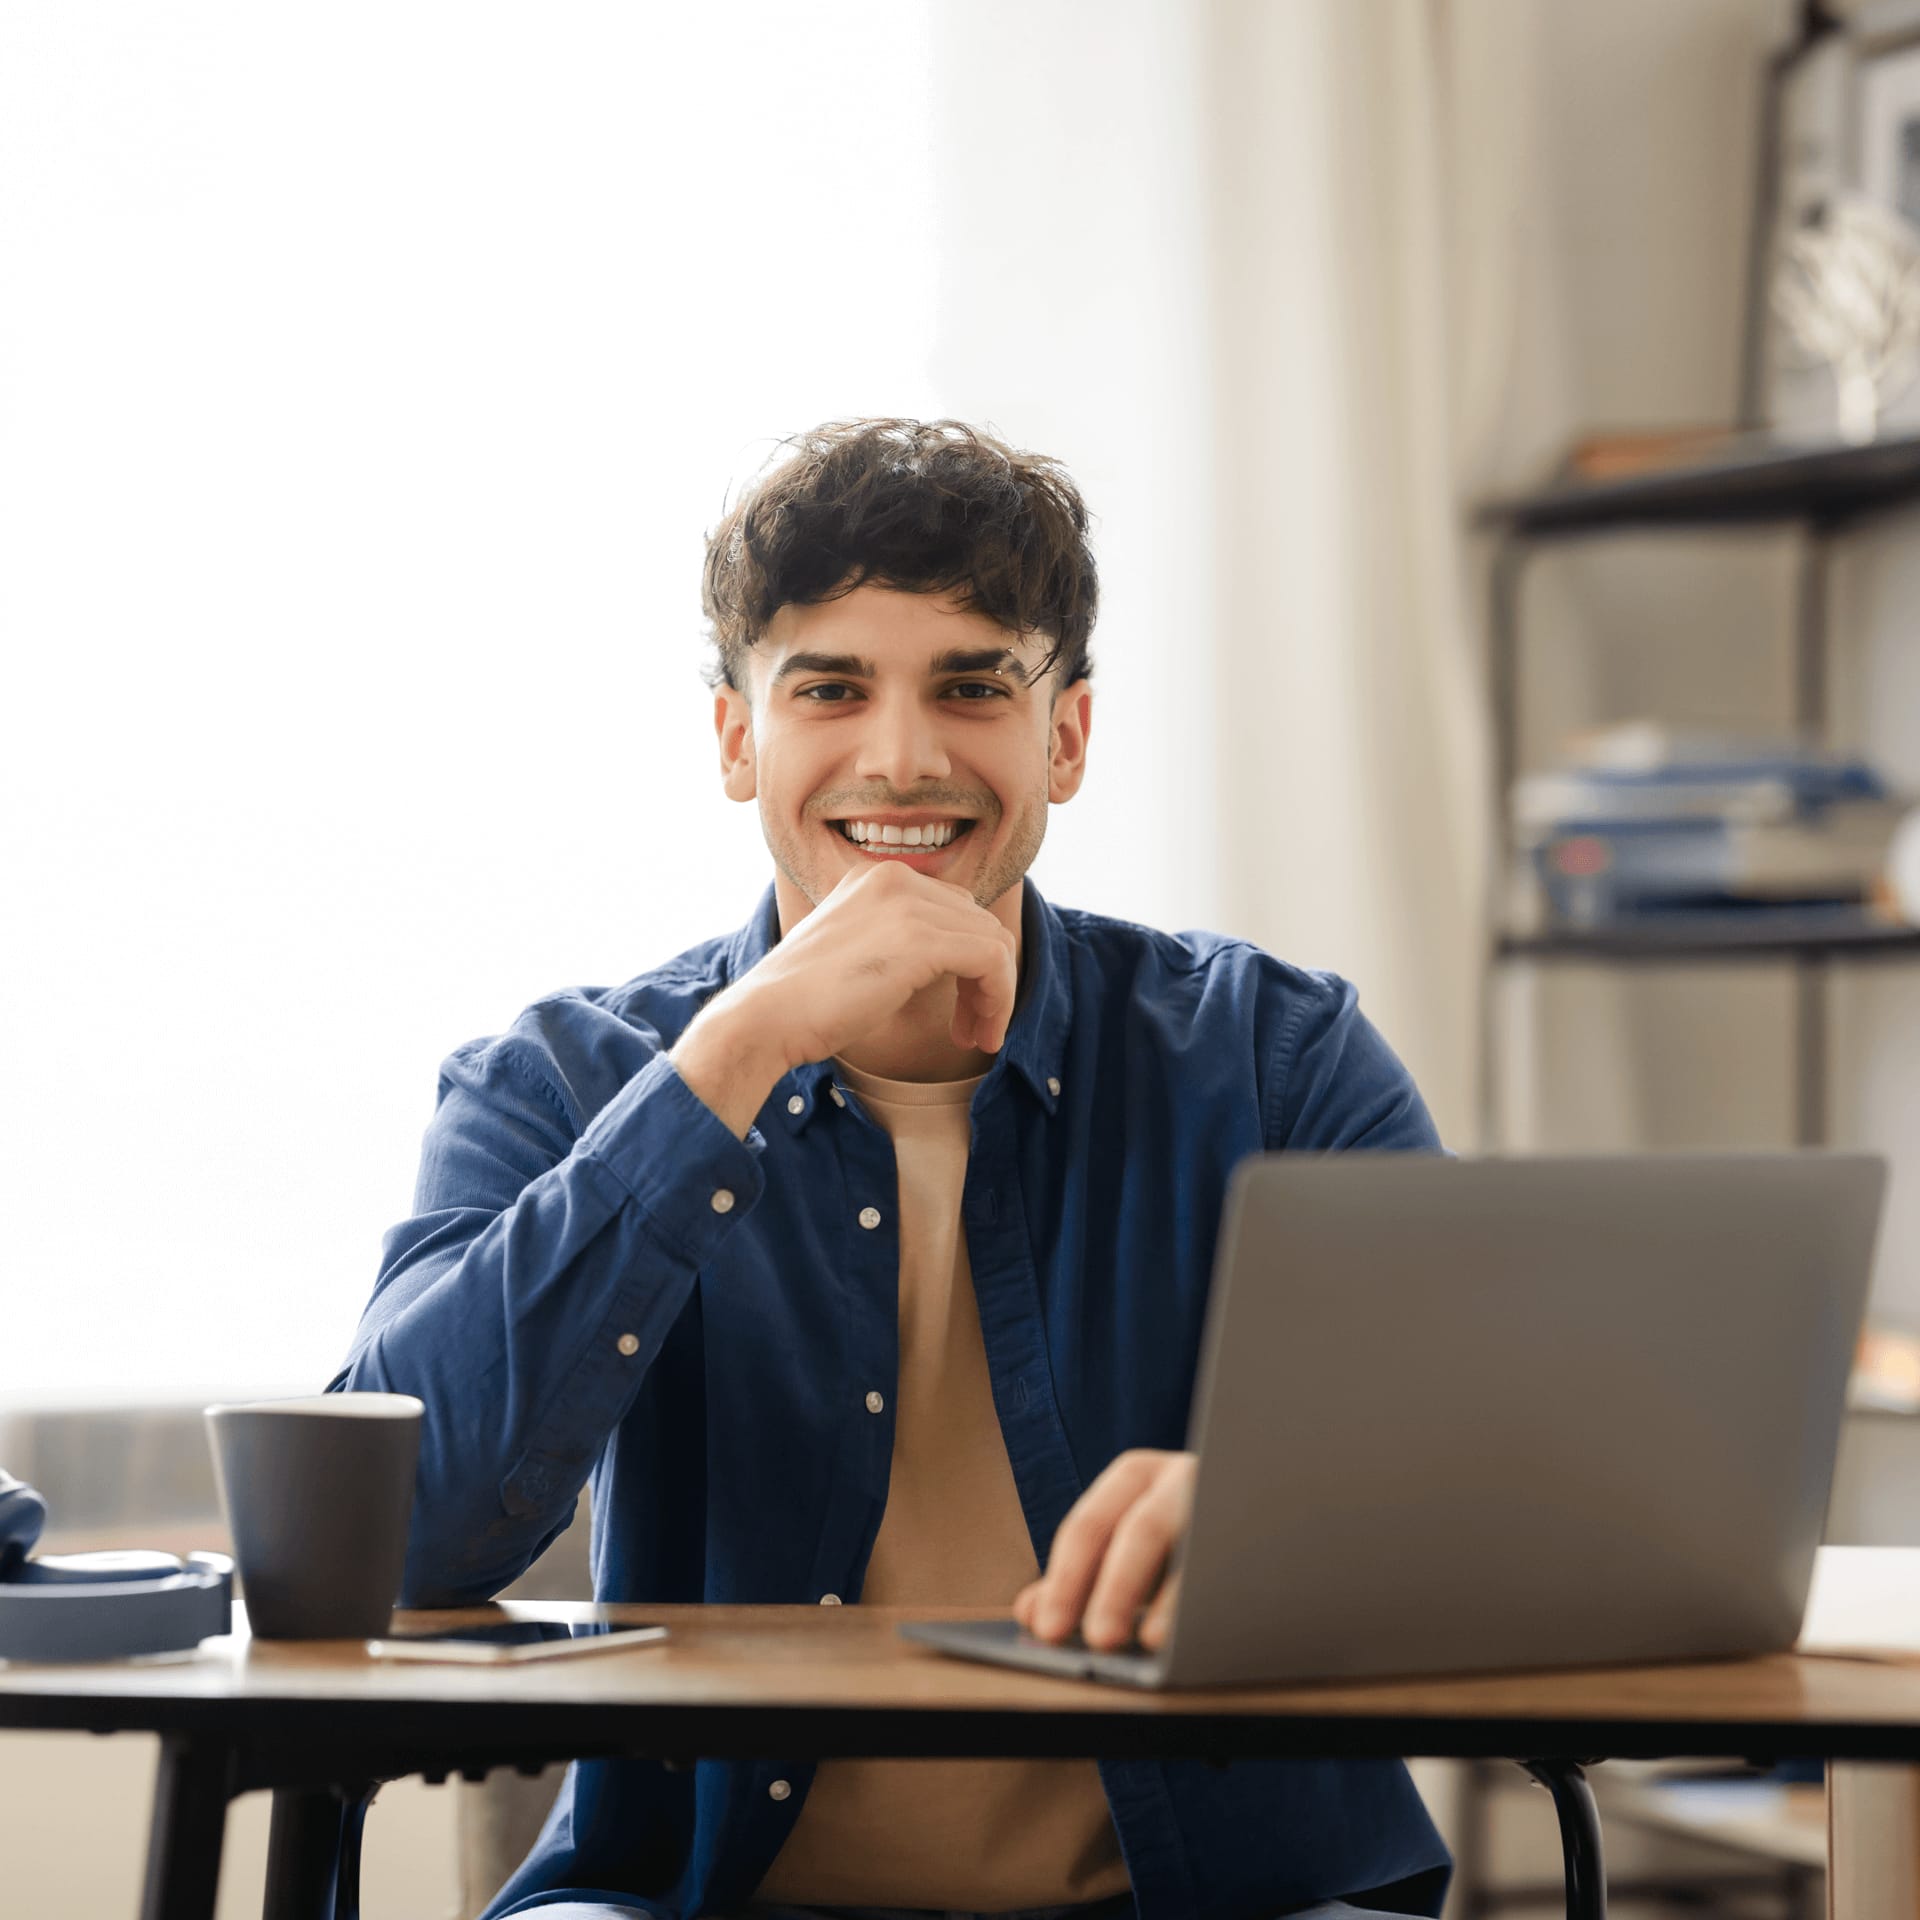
[1745,3,1920,444]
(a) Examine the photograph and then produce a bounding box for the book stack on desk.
[1511,722,1913,936]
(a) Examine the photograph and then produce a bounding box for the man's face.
[713,583,1092,929]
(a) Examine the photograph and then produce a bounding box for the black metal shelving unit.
[1474,432,1920,1148]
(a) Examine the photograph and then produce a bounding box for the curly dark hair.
[701,418,1097,691]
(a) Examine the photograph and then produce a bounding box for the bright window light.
[0,4,940,1406]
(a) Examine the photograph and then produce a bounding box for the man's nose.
[853,695,951,789]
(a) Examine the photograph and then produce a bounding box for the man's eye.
[947,680,1011,701]
[798,683,858,703]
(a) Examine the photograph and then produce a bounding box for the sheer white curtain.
[1202,0,1489,1140]
[920,0,1490,1138]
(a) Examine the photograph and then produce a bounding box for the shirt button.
[616,1333,640,1357]
[819,1593,842,1606]
[711,1189,735,1214]
[787,1094,805,1115]
[858,1206,881,1230]
[1047,1075,1062,1096]
[829,1087,846,1108]
[865,1390,885,1414]
[769,1778,792,1802]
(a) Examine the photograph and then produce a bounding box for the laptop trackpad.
[899,1617,1164,1688]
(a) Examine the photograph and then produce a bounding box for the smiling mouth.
[829,818,978,853]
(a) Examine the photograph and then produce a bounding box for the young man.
[334,420,1450,1920]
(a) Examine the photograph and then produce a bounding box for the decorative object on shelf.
[1772,193,1920,443]
[1746,5,1920,441]
[1886,804,1920,921]
[1511,721,1911,934]
[1555,427,1748,483]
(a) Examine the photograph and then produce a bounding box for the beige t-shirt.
[751,1059,1130,1912]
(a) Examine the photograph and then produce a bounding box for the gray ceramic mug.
[205,1392,423,1639]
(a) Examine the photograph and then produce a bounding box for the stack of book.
[1512,722,1911,935]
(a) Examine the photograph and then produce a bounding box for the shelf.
[1497,917,1920,963]
[1475,433,1920,537]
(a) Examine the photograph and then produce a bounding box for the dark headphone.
[0,1470,232,1661]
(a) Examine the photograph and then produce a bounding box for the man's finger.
[1081,1481,1185,1650]
[950,940,1018,1052]
[952,982,1014,1054]
[1029,1453,1166,1641]
[935,938,1016,1044]
[1139,1566,1182,1651]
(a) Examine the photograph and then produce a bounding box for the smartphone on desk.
[366,1619,669,1664]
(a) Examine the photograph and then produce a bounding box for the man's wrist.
[668,989,791,1141]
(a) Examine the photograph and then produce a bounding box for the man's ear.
[715,686,757,802]
[1047,679,1093,803]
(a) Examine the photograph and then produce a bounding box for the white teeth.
[836,819,964,850]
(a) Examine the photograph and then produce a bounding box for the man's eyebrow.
[771,651,879,684]
[928,646,1030,680]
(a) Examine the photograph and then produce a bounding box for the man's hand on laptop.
[670,864,1020,1138]
[1012,1449,1196,1653]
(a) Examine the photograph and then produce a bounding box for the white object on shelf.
[1887,806,1920,923]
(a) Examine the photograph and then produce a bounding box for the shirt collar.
[721,881,1073,1132]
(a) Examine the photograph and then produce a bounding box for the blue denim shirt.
[333,884,1451,1920]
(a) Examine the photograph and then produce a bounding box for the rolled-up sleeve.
[331,1037,764,1603]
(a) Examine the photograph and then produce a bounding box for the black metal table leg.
[140,1733,233,1920]
[1522,1759,1606,1920]
[264,1787,341,1920]
[264,1780,378,1920]
[333,1783,374,1920]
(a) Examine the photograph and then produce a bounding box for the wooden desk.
[2,1547,1917,1920]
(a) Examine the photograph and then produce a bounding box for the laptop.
[901,1152,1886,1688]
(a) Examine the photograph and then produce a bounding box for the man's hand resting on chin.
[1012,1448,1197,1653]
[668,862,1019,1139]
